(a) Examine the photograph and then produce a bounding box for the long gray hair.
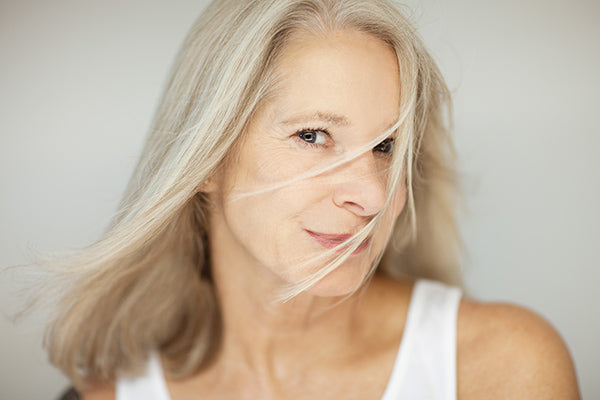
[39,0,460,388]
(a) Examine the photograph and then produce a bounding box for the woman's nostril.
[332,169,387,217]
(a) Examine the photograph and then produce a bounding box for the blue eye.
[298,129,327,145]
[374,138,394,154]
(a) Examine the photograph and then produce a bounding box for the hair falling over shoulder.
[28,0,462,388]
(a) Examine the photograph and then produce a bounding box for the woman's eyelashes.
[374,138,394,154]
[293,128,395,154]
[294,128,330,148]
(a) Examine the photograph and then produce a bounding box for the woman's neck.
[210,245,371,374]
[201,207,412,397]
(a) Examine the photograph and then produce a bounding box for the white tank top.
[117,279,462,400]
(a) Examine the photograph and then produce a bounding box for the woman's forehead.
[260,29,401,132]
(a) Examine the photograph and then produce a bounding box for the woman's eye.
[374,138,395,154]
[297,129,327,145]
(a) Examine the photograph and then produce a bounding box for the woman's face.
[211,29,406,296]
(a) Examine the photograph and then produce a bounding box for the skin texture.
[82,29,580,400]
[210,28,405,298]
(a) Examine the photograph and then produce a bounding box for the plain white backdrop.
[1,0,598,398]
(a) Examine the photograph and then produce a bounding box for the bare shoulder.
[78,385,115,400]
[457,299,580,399]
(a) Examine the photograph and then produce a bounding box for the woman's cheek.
[252,147,320,184]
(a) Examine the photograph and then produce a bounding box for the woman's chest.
[166,343,400,400]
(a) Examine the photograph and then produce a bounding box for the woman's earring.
[201,178,215,192]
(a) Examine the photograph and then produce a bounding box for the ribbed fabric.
[116,279,461,400]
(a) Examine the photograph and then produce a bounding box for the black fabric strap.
[57,387,81,400]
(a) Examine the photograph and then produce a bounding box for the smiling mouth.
[305,230,371,255]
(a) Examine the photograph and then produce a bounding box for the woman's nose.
[331,153,387,217]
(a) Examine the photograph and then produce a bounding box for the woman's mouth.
[305,230,371,255]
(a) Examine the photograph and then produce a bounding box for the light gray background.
[1,0,598,399]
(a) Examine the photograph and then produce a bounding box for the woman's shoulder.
[457,298,580,399]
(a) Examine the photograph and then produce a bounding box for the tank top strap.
[116,351,172,400]
[115,280,460,400]
[381,279,462,400]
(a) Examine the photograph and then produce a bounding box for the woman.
[45,0,579,399]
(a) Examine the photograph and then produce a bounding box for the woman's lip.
[305,230,370,254]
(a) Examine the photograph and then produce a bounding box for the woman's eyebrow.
[280,111,351,127]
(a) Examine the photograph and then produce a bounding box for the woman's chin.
[301,262,371,298]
